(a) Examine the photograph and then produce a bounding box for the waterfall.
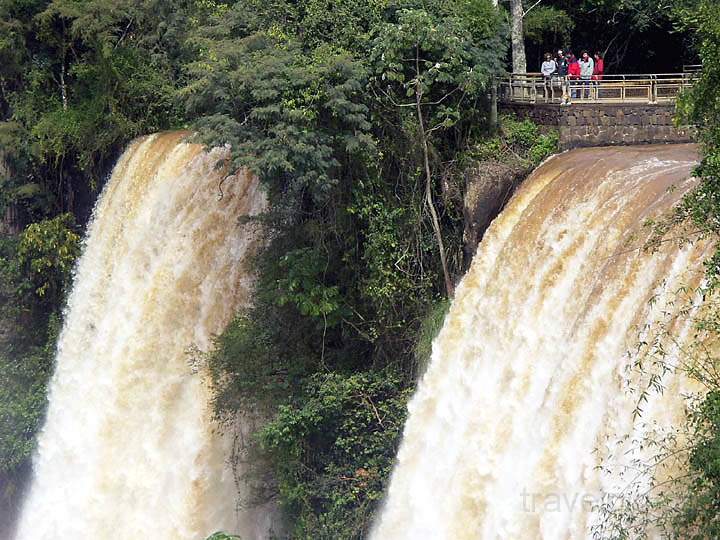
[14,132,276,540]
[373,144,710,540]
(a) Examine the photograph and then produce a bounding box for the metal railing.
[498,72,698,105]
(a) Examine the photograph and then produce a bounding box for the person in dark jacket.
[555,49,570,103]
[556,49,569,76]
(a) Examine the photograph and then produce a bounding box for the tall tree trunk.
[510,0,527,74]
[415,48,454,298]
[60,22,68,111]
[60,58,68,111]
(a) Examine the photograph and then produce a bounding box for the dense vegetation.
[189,3,509,536]
[0,0,716,538]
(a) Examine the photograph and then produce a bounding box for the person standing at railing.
[542,53,557,79]
[556,50,569,76]
[579,51,595,99]
[541,53,557,100]
[568,54,581,99]
[592,52,605,80]
[556,50,570,104]
[591,52,605,100]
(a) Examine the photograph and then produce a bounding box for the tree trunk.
[60,59,68,111]
[510,0,527,74]
[60,23,68,111]
[415,49,454,298]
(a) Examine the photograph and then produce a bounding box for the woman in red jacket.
[567,54,581,99]
[593,52,605,80]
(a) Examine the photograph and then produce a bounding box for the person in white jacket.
[541,53,557,78]
[578,51,595,99]
[541,53,557,100]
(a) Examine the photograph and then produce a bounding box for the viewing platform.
[497,69,700,149]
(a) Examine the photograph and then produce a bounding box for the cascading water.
[373,144,710,540]
[14,132,276,540]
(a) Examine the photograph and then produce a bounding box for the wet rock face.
[463,160,525,264]
[500,103,696,149]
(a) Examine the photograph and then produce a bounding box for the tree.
[524,5,574,66]
[1,0,192,216]
[370,6,504,296]
[674,0,720,279]
[509,0,528,73]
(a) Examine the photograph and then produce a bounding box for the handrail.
[497,71,697,105]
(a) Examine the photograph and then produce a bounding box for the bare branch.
[522,0,543,18]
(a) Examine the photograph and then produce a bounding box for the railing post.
[650,76,656,104]
[654,78,659,103]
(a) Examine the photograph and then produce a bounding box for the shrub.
[259,371,412,540]
[17,213,80,303]
[470,114,559,166]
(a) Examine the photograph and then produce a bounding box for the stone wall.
[500,102,695,149]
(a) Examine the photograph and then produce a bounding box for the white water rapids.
[14,133,276,540]
[373,144,710,540]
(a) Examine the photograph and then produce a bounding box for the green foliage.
[1,0,192,214]
[470,114,559,166]
[526,0,690,72]
[524,6,575,49]
[369,3,504,134]
[17,212,80,301]
[0,218,73,515]
[275,248,347,323]
[297,0,387,52]
[259,371,412,539]
[348,180,440,342]
[185,33,373,202]
[674,390,720,538]
[205,310,286,417]
[529,131,561,165]
[674,0,720,288]
[0,314,59,474]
